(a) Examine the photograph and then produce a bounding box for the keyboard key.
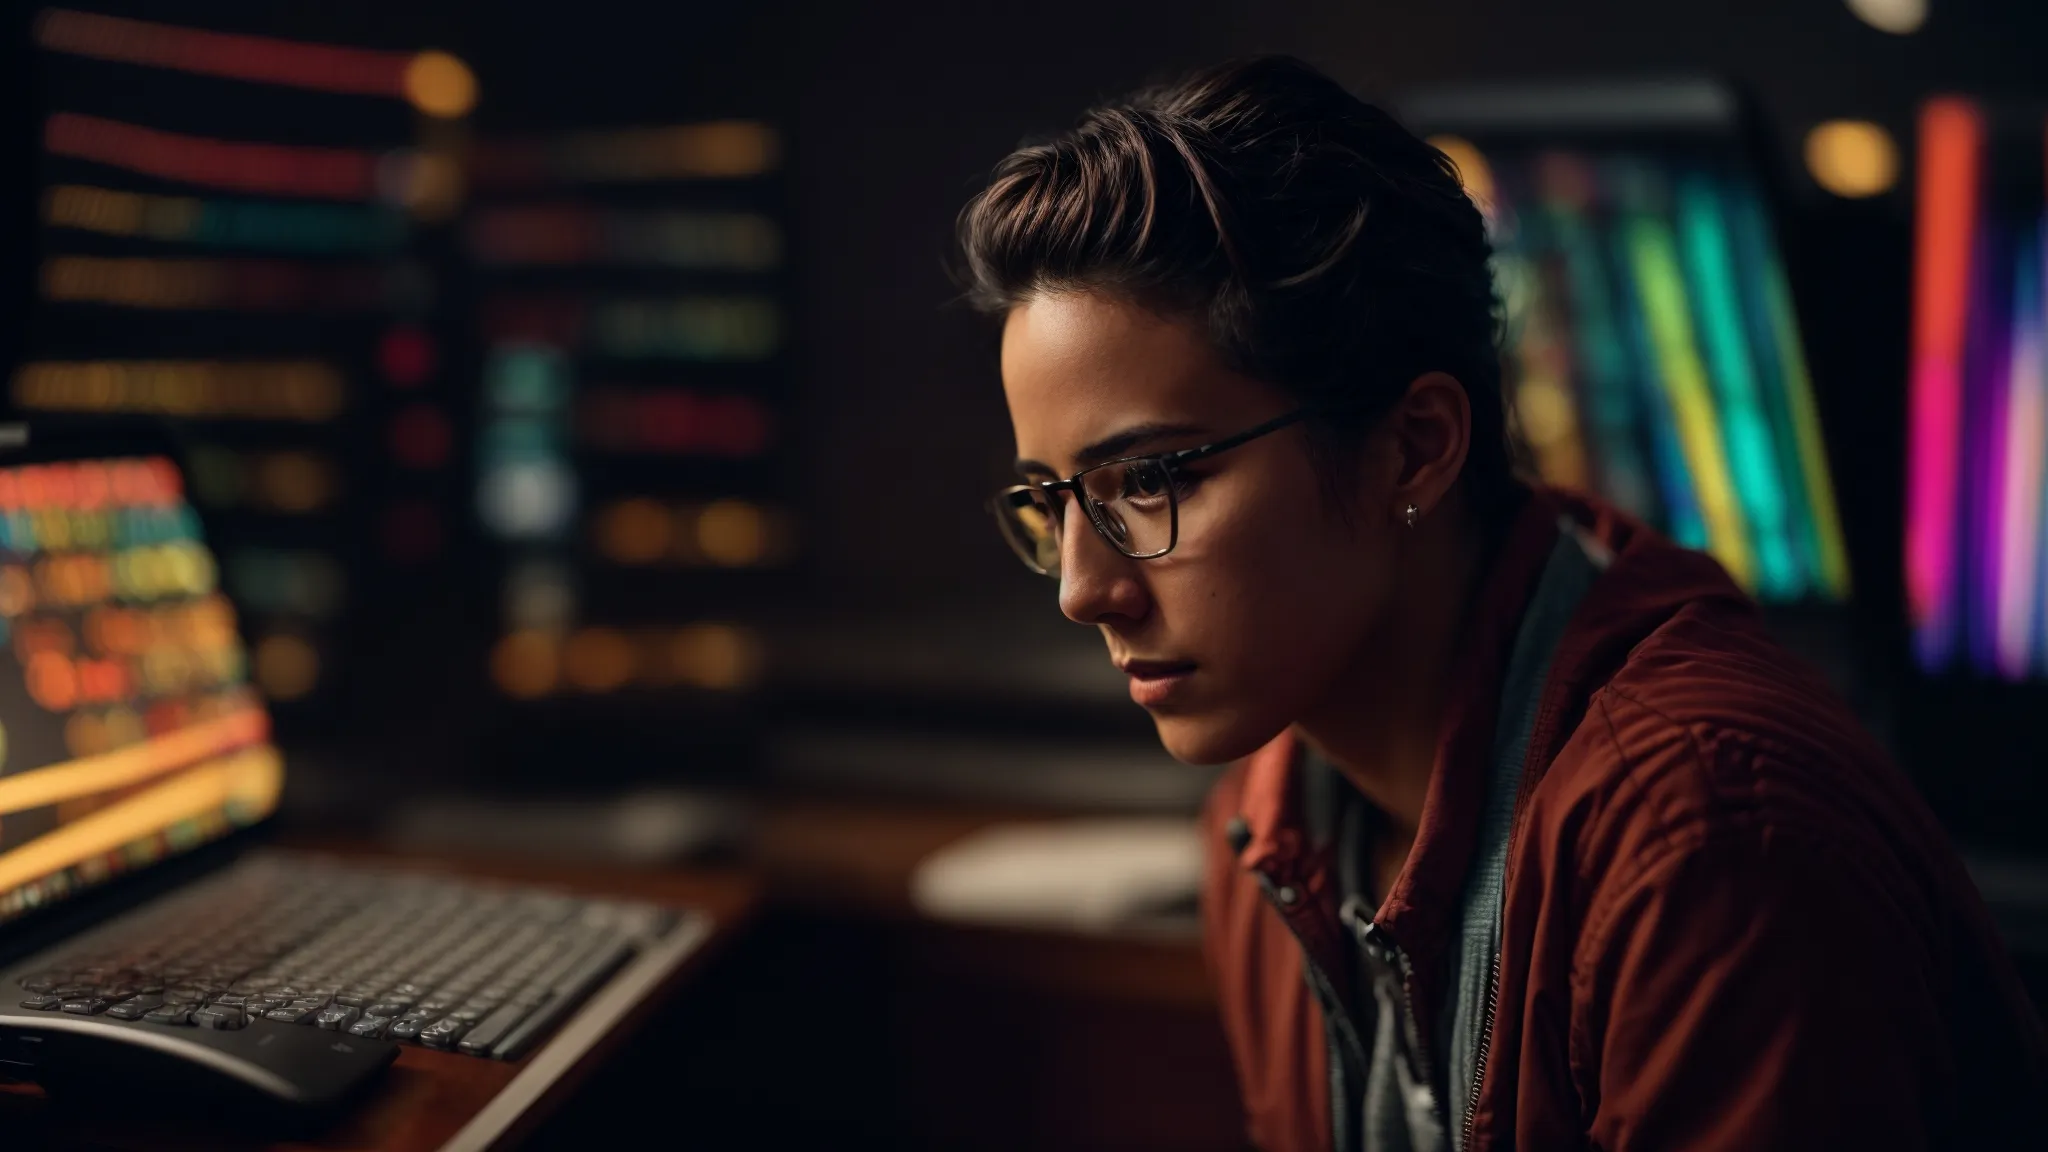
[315,1005,360,1031]
[193,1007,248,1030]
[265,1003,321,1024]
[60,998,112,1015]
[18,994,61,1010]
[105,996,164,1020]
[455,1002,532,1056]
[367,1000,413,1018]
[17,973,62,993]
[387,1013,433,1042]
[348,1015,393,1039]
[419,1018,469,1049]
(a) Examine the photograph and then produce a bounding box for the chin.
[1148,709,1286,767]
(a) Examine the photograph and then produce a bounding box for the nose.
[1056,505,1151,627]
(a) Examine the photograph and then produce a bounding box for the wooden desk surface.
[1,848,761,1152]
[756,798,1216,1006]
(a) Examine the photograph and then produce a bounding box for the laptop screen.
[0,453,280,925]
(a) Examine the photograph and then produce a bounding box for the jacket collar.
[1229,487,1757,958]
[1231,487,1565,963]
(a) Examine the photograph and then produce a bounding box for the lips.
[1119,659,1197,708]
[1118,659,1197,679]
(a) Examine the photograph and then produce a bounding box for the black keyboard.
[11,852,675,1061]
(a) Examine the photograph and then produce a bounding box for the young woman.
[957,56,2046,1152]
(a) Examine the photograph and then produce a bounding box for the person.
[955,55,2048,1151]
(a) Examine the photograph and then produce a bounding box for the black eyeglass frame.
[990,407,1312,576]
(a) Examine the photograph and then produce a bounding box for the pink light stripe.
[1995,267,2043,677]
[1906,99,1983,649]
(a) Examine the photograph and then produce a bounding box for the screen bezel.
[0,415,278,967]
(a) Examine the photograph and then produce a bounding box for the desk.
[755,798,1246,1152]
[0,848,761,1152]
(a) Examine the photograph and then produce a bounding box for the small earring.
[1403,502,1420,529]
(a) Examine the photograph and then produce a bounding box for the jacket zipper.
[1461,803,1532,1151]
[1460,951,1502,1150]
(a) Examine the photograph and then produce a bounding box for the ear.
[1384,371,1471,521]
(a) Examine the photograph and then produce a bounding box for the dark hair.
[956,55,1516,517]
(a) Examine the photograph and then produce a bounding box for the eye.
[1120,460,1172,501]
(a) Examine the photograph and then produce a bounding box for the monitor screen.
[0,452,279,924]
[1404,81,1852,605]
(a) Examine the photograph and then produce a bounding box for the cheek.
[1144,480,1394,743]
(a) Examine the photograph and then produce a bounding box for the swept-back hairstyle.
[957,55,1516,515]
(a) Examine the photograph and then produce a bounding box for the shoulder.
[1532,596,1928,904]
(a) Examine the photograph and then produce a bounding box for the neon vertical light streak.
[1625,216,1756,591]
[1675,175,1800,599]
[1758,237,1853,598]
[1994,225,2045,679]
[1548,196,1657,520]
[1907,98,1983,667]
[1963,216,2013,673]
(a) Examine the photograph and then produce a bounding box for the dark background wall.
[14,0,2048,842]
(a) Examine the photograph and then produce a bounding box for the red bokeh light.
[378,326,436,386]
[389,405,451,468]
[382,500,441,564]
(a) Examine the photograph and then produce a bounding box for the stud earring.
[1403,502,1420,529]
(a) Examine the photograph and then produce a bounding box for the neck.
[1294,488,1497,838]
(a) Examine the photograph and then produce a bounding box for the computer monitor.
[1400,78,1852,606]
[0,420,280,926]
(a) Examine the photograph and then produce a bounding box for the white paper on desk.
[909,818,1202,933]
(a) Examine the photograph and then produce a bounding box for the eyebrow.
[1014,421,1210,477]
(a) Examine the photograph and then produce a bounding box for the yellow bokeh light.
[696,500,766,566]
[1427,134,1496,216]
[253,633,319,701]
[403,51,478,119]
[563,627,635,692]
[64,711,105,758]
[1804,120,1899,199]
[1516,379,1576,448]
[258,452,333,513]
[596,499,671,564]
[671,623,764,691]
[491,629,559,699]
[403,152,465,221]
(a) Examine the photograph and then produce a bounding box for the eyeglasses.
[989,409,1309,577]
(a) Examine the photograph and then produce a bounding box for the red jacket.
[1202,489,2048,1151]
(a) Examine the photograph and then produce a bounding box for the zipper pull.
[1357,917,1398,965]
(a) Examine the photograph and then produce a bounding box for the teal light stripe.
[1544,195,1657,519]
[1723,185,1830,597]
[1674,173,1801,599]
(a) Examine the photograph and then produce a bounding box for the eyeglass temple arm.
[1166,408,1311,466]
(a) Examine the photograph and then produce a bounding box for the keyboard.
[11,852,676,1061]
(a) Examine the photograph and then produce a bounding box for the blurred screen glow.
[472,122,779,188]
[1473,146,1851,602]
[468,207,781,269]
[40,256,413,311]
[45,113,383,200]
[45,186,408,253]
[12,361,345,422]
